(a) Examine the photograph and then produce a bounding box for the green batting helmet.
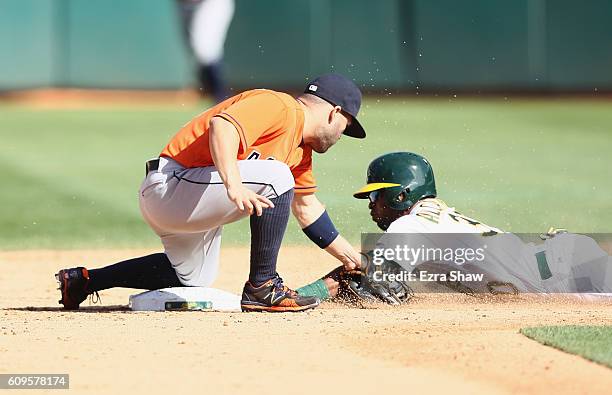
[353,152,437,210]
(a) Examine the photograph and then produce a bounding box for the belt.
[145,158,160,175]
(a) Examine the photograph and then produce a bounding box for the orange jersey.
[160,89,316,194]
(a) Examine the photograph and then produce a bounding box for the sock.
[87,253,183,292]
[296,279,330,300]
[198,62,229,103]
[248,189,294,285]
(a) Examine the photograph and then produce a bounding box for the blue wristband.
[302,210,339,248]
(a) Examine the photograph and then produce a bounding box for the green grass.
[1,97,611,249]
[521,325,612,368]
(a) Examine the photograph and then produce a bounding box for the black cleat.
[55,267,95,310]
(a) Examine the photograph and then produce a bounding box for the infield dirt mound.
[1,247,611,394]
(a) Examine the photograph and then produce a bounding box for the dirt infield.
[0,88,202,108]
[1,247,611,394]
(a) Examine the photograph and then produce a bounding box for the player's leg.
[543,233,610,293]
[237,162,319,311]
[160,227,223,287]
[296,276,338,301]
[529,233,612,295]
[57,159,318,311]
[190,0,234,101]
[148,159,319,311]
[247,188,293,284]
[89,254,182,291]
[156,184,321,312]
[56,158,278,309]
[197,62,228,103]
[143,158,295,232]
[55,254,183,310]
[56,227,223,310]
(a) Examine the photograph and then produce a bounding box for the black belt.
[145,158,160,175]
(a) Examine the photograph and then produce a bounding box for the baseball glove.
[327,252,413,306]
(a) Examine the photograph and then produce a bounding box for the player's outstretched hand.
[227,185,274,216]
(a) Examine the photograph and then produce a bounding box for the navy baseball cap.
[304,73,366,139]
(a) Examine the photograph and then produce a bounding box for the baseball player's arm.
[209,117,273,216]
[292,193,360,270]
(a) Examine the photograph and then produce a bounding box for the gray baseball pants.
[139,157,294,286]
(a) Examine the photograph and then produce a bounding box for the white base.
[129,287,241,312]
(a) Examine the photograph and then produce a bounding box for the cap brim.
[353,182,401,198]
[343,117,366,139]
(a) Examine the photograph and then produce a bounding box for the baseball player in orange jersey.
[56,73,366,312]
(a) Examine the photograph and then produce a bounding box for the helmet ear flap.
[386,187,413,210]
[395,190,408,203]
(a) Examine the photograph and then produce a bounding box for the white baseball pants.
[139,157,294,286]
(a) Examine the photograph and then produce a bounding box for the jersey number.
[247,150,275,161]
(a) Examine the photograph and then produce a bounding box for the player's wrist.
[302,210,339,248]
[225,176,243,193]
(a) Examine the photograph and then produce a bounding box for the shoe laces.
[88,291,101,305]
[82,271,101,305]
[271,275,296,297]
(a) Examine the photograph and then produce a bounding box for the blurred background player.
[177,0,235,102]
